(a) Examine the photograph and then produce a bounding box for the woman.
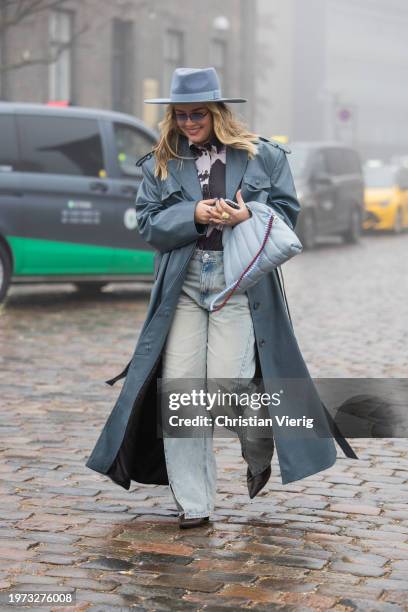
[85,67,357,529]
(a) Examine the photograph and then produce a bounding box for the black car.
[287,141,365,249]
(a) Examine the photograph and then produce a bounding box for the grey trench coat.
[85,136,358,489]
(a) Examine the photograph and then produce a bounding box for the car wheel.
[75,282,107,294]
[393,208,403,234]
[0,242,12,303]
[342,207,361,244]
[298,211,316,250]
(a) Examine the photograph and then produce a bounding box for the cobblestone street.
[0,232,407,611]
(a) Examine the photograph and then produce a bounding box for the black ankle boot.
[247,464,271,499]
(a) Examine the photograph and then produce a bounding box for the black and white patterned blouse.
[189,135,226,251]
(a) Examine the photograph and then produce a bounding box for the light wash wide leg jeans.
[161,248,274,519]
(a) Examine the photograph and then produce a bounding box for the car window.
[326,148,361,176]
[113,122,154,176]
[343,150,362,174]
[0,115,19,172]
[17,115,105,177]
[326,149,346,176]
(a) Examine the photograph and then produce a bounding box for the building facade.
[0,0,255,128]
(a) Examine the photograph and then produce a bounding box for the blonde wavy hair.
[152,102,260,180]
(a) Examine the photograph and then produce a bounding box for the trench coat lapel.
[168,137,249,201]
[225,145,249,200]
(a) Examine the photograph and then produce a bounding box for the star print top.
[188,135,226,251]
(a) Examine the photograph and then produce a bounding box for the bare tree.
[0,0,107,75]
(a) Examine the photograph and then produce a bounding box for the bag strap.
[212,211,276,313]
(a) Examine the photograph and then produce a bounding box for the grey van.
[287,141,365,249]
[0,102,157,302]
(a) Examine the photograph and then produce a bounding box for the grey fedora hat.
[144,66,247,104]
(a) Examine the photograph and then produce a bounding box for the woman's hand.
[208,190,251,227]
[194,198,218,224]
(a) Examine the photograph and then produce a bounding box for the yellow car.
[363,163,408,232]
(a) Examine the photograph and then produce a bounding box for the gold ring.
[221,211,230,220]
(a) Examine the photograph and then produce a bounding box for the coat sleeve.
[135,160,207,253]
[265,148,300,231]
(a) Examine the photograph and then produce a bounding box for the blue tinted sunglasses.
[174,110,209,124]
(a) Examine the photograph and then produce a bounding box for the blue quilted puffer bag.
[209,200,303,312]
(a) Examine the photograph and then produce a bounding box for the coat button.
[253,302,260,310]
[259,339,265,347]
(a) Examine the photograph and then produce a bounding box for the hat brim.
[144,97,247,104]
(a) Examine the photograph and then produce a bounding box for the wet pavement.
[0,231,407,611]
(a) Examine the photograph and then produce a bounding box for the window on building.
[163,30,184,97]
[112,19,134,114]
[49,10,74,102]
[113,122,155,176]
[211,39,227,88]
[17,115,105,177]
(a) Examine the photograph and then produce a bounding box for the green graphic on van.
[7,236,154,276]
